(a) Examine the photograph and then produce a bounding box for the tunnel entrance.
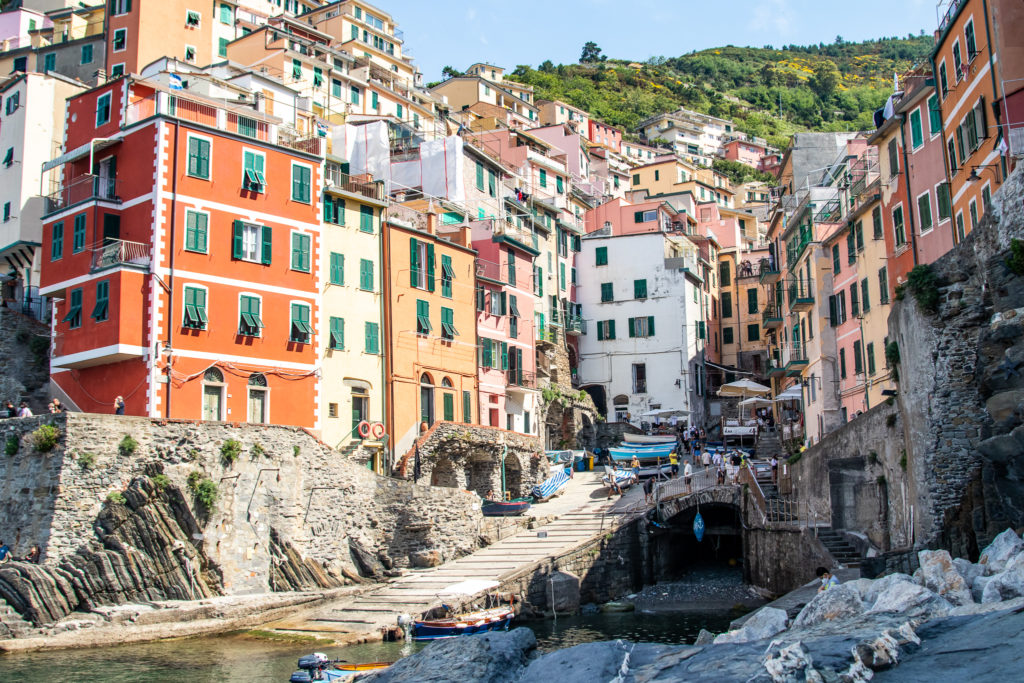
[650,503,743,580]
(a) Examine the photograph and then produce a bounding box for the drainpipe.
[896,117,920,267]
[378,199,389,472]
[165,119,180,418]
[381,211,395,473]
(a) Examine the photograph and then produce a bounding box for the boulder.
[972,574,994,603]
[953,557,983,589]
[792,583,864,627]
[362,628,536,682]
[860,572,916,606]
[867,579,952,618]
[693,628,715,646]
[917,549,973,606]
[519,640,639,683]
[985,389,1024,423]
[408,550,443,568]
[980,566,1024,604]
[979,529,1024,575]
[546,570,581,614]
[713,607,788,644]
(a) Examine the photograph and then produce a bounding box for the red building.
[587,120,622,153]
[40,76,324,427]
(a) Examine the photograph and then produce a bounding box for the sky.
[381,0,943,82]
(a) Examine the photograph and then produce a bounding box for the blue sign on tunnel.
[693,511,705,542]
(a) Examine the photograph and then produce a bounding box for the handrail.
[738,466,768,525]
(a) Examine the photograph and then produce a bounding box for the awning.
[42,138,119,172]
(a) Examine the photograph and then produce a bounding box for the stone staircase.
[755,429,783,460]
[816,529,862,569]
[0,596,35,639]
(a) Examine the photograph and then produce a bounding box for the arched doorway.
[612,394,629,424]
[420,373,434,427]
[441,377,455,422]
[202,367,225,421]
[247,373,268,423]
[430,457,458,488]
[583,384,607,417]
[504,453,523,499]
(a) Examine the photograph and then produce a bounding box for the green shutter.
[475,162,484,191]
[829,295,838,327]
[500,342,509,370]
[595,246,608,265]
[634,211,644,223]
[634,279,647,299]
[426,243,435,292]
[360,259,373,290]
[608,320,615,340]
[360,205,374,232]
[410,237,420,287]
[648,316,655,336]
[232,220,244,259]
[329,317,344,349]
[597,322,604,341]
[365,322,380,354]
[330,252,344,284]
[443,393,454,422]
[628,317,636,338]
[462,390,471,423]
[261,226,272,264]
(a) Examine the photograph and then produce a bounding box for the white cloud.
[748,0,796,38]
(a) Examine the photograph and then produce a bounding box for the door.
[97,156,117,199]
[103,213,120,241]
[202,384,223,421]
[420,385,434,426]
[351,391,368,432]
[248,388,267,423]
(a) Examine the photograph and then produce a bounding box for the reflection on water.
[0,610,742,681]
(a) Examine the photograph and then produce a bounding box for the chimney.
[426,212,437,235]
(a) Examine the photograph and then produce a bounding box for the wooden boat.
[623,434,677,445]
[602,467,638,491]
[481,498,531,516]
[289,654,391,682]
[637,463,673,478]
[411,606,514,641]
[531,468,571,502]
[609,446,673,461]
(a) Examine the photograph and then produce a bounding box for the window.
[220,3,232,24]
[632,279,648,299]
[328,317,344,350]
[867,342,877,375]
[183,286,207,329]
[878,267,889,305]
[91,280,110,322]
[440,307,457,340]
[893,205,906,247]
[43,53,55,72]
[462,390,472,423]
[840,348,847,379]
[628,316,655,338]
[910,109,923,149]
[596,320,616,340]
[359,205,375,232]
[239,295,263,336]
[747,324,760,341]
[186,10,201,27]
[51,222,63,260]
[632,363,647,394]
[937,183,952,220]
[2,202,8,221]
[351,86,360,105]
[409,238,434,290]
[96,93,111,127]
[184,45,196,63]
[243,150,266,191]
[632,173,640,185]
[969,199,979,231]
[747,288,758,314]
[232,221,271,264]
[416,299,431,335]
[539,169,547,188]
[291,164,311,203]
[719,261,731,287]
[918,192,933,233]
[559,263,566,291]
[359,258,373,291]
[186,136,211,179]
[965,19,977,58]
[721,291,732,318]
[63,288,83,328]
[556,176,564,194]
[290,232,311,272]
[953,41,963,80]
[328,252,344,285]
[887,139,898,178]
[939,61,949,98]
[370,91,378,109]
[324,196,344,225]
[633,210,657,223]
[853,340,864,374]
[600,282,613,302]
[927,94,941,136]
[956,212,966,242]
[982,184,992,210]
[72,214,86,253]
[872,206,883,239]
[441,254,454,297]
[365,322,380,354]
[722,326,734,344]
[832,244,841,273]
[112,28,127,52]
[595,246,608,266]
[850,284,860,317]
[290,303,312,343]
[185,209,208,253]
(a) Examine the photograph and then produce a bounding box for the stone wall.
[0,414,484,596]
[784,402,911,552]
[891,165,1024,558]
[0,309,50,414]
[743,526,834,596]
[393,421,546,499]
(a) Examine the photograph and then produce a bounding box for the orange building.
[382,209,479,457]
[39,75,325,428]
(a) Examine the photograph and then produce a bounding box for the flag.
[413,444,421,482]
[893,71,899,93]
[882,95,895,122]
[997,131,1009,155]
[168,74,183,91]
[316,121,328,137]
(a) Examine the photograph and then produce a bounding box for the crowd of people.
[1,395,126,418]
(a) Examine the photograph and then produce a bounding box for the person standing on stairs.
[771,456,779,485]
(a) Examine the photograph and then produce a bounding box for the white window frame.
[289,298,312,343]
[242,148,266,192]
[95,92,111,127]
[955,210,966,242]
[414,240,428,290]
[110,63,125,78]
[184,44,197,63]
[238,291,263,337]
[247,377,270,424]
[184,207,211,252]
[185,132,213,180]
[186,10,202,28]
[952,38,963,81]
[112,28,127,53]
[909,106,924,151]
[916,190,934,234]
[934,180,952,225]
[964,16,976,60]
[969,198,979,231]
[289,229,312,272]
[239,221,261,263]
[927,94,941,139]
[201,374,226,421]
[111,0,131,15]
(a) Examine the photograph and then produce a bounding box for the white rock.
[868,579,952,618]
[793,584,864,627]
[972,574,994,603]
[953,557,983,588]
[713,606,788,644]
[860,572,916,606]
[981,566,1024,604]
[917,549,974,606]
[949,596,1024,617]
[979,529,1024,575]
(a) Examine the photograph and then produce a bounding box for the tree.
[440,66,463,80]
[580,41,603,64]
[809,60,840,101]
[538,60,555,73]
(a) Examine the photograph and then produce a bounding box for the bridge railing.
[654,466,719,501]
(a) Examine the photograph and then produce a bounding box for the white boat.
[623,433,677,445]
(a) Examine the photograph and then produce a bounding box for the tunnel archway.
[650,502,743,580]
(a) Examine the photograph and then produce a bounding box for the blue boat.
[609,446,673,461]
[288,654,390,681]
[411,606,515,640]
[531,468,571,501]
[481,498,531,516]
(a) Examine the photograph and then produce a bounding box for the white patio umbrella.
[775,387,803,401]
[717,378,772,397]
[738,397,774,407]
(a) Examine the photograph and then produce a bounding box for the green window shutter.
[861,279,870,312]
[329,317,344,349]
[601,283,613,302]
[410,237,420,287]
[360,258,373,290]
[536,266,543,296]
[722,326,733,344]
[854,341,863,374]
[360,205,374,232]
[261,225,273,264]
[185,211,197,251]
[829,295,838,327]
[232,220,244,259]
[488,170,496,197]
[634,211,644,223]
[482,338,493,367]
[91,280,109,321]
[867,342,876,375]
[329,252,344,284]
[324,196,335,223]
[910,109,923,148]
[721,292,732,317]
[462,391,471,423]
[608,320,615,340]
[500,342,509,370]
[747,288,758,314]
[443,393,454,422]
[500,291,507,315]
[559,263,566,290]
[634,279,647,299]
[475,162,484,191]
[628,317,636,338]
[51,222,64,260]
[366,322,380,354]
[595,246,607,265]
[832,244,840,273]
[539,169,547,187]
[850,284,859,317]
[597,322,605,341]
[426,243,436,292]
[556,176,564,193]
[291,233,311,271]
[648,316,655,336]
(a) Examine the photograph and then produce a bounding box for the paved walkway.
[274,470,626,636]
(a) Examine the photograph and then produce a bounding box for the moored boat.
[531,468,571,502]
[288,654,391,682]
[410,606,514,641]
[608,446,673,461]
[481,498,532,516]
[623,434,677,445]
[602,467,638,491]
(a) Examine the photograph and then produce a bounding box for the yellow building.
[630,158,736,210]
[718,246,772,378]
[319,159,389,469]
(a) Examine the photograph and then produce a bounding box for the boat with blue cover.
[623,434,677,445]
[608,446,674,461]
[531,468,571,502]
[602,467,638,491]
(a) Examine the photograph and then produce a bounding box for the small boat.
[411,606,514,641]
[602,467,638,491]
[481,498,532,516]
[531,468,571,502]
[637,463,673,478]
[623,434,677,445]
[289,654,390,682]
[609,446,673,461]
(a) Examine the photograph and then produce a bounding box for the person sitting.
[816,566,839,592]
[22,545,40,564]
[17,402,32,417]
[0,540,11,563]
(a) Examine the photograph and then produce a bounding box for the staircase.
[755,429,783,461]
[816,528,862,569]
[0,596,34,639]
[752,466,796,522]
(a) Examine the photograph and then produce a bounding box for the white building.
[0,71,85,318]
[636,108,735,167]
[577,229,706,428]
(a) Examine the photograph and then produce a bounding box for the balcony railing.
[475,258,532,290]
[737,257,777,280]
[788,280,815,310]
[325,168,385,201]
[91,239,151,272]
[762,303,783,328]
[813,198,843,225]
[44,176,121,216]
[506,369,537,389]
[565,315,586,335]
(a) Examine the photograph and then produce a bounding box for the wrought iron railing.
[44,176,121,216]
[91,239,150,271]
[325,168,385,201]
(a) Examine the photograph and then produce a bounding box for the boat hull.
[609,446,674,459]
[481,500,531,516]
[623,434,678,445]
[412,608,514,641]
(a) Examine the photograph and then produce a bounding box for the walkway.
[273,470,624,636]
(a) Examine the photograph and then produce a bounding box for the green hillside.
[497,36,934,150]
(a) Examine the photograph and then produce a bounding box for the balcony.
[44,176,121,216]
[536,323,555,345]
[762,303,783,330]
[324,167,386,202]
[813,198,843,225]
[565,315,586,336]
[737,257,777,281]
[759,260,782,285]
[475,258,532,290]
[784,345,808,376]
[506,369,537,390]
[664,255,702,281]
[92,239,151,272]
[788,280,814,313]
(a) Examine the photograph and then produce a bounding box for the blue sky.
[382,0,941,81]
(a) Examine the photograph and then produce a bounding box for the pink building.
[527,124,591,182]
[471,220,540,435]
[584,198,679,236]
[587,120,622,153]
[723,137,769,168]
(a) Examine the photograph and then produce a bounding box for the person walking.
[701,449,711,470]
[669,451,679,478]
[683,459,693,493]
[771,456,779,485]
[114,396,125,415]
[630,454,640,480]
